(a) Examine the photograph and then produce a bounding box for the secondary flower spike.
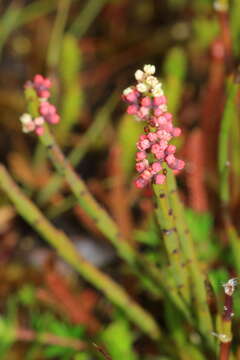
[122,64,185,188]
[20,75,60,135]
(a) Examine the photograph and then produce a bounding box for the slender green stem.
[218,79,239,207]
[37,93,117,205]
[153,179,190,303]
[166,170,213,339]
[0,164,161,340]
[47,0,71,71]
[70,0,109,37]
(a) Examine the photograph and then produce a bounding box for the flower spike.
[122,65,185,188]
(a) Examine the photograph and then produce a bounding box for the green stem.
[153,179,190,303]
[37,93,117,205]
[166,170,213,339]
[47,0,71,71]
[218,79,239,207]
[0,164,161,340]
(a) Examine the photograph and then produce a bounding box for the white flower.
[22,122,35,133]
[123,87,133,96]
[136,83,148,93]
[145,75,159,87]
[143,64,156,75]
[152,84,164,96]
[159,104,168,112]
[20,113,32,124]
[135,69,144,81]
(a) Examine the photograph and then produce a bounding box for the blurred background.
[0,0,240,359]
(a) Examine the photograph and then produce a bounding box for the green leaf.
[185,209,217,262]
[57,34,84,141]
[101,318,138,360]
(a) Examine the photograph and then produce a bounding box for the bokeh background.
[0,0,240,359]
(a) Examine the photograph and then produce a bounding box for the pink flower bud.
[49,114,60,124]
[135,176,147,188]
[141,169,152,180]
[139,106,149,118]
[166,154,175,165]
[127,104,138,115]
[38,90,50,99]
[156,130,172,141]
[35,126,44,136]
[34,74,44,83]
[136,160,148,173]
[151,162,162,173]
[155,174,166,184]
[155,151,165,160]
[159,139,168,150]
[125,91,138,103]
[151,143,161,154]
[43,78,52,88]
[166,145,176,154]
[165,112,173,121]
[136,151,146,161]
[153,95,167,106]
[175,159,185,170]
[137,139,151,151]
[147,132,158,142]
[172,127,181,137]
[154,108,163,117]
[141,97,152,107]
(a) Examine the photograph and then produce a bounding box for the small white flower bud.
[152,85,164,96]
[22,121,35,133]
[123,87,133,96]
[135,70,144,81]
[144,64,156,75]
[145,75,159,87]
[20,113,32,124]
[136,83,148,93]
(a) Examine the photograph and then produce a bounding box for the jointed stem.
[166,170,213,338]
[153,180,190,303]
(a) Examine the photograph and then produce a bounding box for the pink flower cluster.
[20,75,60,135]
[122,65,185,188]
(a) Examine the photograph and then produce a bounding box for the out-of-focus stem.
[218,79,239,207]
[0,164,161,340]
[16,328,87,351]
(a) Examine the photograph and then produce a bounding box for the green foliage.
[101,317,138,360]
[118,114,143,179]
[57,34,84,141]
[163,47,187,115]
[185,209,217,262]
[192,17,219,50]
[32,312,85,359]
